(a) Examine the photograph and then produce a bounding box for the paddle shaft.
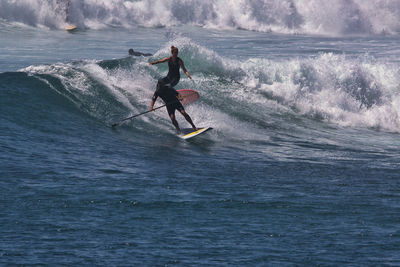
[111,90,198,128]
[111,104,167,127]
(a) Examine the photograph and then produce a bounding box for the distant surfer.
[129,48,152,57]
[57,0,77,31]
[149,46,197,134]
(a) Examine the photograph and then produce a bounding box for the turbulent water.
[1,1,400,266]
[2,0,400,35]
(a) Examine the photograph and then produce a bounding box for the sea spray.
[18,37,400,133]
[1,0,400,35]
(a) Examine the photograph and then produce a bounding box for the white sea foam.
[234,53,400,132]
[1,0,400,35]
[20,38,400,133]
[158,39,400,132]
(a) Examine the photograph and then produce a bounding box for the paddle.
[111,103,167,128]
[111,88,198,128]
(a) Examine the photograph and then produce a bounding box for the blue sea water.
[1,0,400,265]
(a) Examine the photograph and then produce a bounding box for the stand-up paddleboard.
[179,127,213,140]
[176,89,210,140]
[65,25,77,32]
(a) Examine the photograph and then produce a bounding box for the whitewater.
[1,0,400,35]
[1,1,400,266]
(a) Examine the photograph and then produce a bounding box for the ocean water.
[1,0,400,265]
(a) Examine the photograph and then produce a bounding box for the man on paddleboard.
[149,46,197,134]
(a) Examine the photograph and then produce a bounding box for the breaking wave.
[1,0,400,35]
[10,38,400,134]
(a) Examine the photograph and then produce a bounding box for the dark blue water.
[2,1,400,265]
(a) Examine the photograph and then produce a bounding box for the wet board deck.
[179,127,212,140]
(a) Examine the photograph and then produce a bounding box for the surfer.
[149,46,192,88]
[129,48,153,57]
[149,46,197,134]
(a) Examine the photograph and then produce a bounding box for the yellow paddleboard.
[179,127,212,140]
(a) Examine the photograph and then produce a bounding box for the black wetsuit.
[159,57,181,87]
[152,85,184,116]
[153,57,184,115]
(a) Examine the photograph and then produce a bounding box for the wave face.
[5,38,399,135]
[1,0,400,35]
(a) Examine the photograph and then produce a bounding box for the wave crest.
[1,0,400,35]
[15,38,400,133]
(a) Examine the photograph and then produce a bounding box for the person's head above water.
[171,46,178,57]
[128,48,135,55]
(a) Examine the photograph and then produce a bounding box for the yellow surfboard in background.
[65,25,77,31]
